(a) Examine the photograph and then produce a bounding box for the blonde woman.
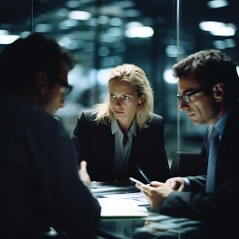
[72,63,170,184]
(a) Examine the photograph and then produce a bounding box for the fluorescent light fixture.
[166,45,184,57]
[59,19,78,29]
[126,22,143,28]
[0,35,20,44]
[224,38,236,48]
[97,16,109,24]
[163,69,177,84]
[97,68,113,85]
[199,21,236,36]
[35,24,53,33]
[210,27,235,36]
[109,18,122,26]
[213,38,235,49]
[125,26,154,38]
[207,0,228,8]
[0,30,9,35]
[69,10,91,20]
[213,40,226,49]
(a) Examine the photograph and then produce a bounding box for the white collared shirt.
[111,118,137,176]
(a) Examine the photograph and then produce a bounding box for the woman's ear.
[36,72,48,96]
[213,83,224,102]
[138,94,146,105]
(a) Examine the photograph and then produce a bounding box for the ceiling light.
[125,26,154,38]
[69,10,91,20]
[59,19,78,29]
[163,69,177,84]
[199,21,236,36]
[207,0,229,8]
[0,30,9,35]
[0,35,19,44]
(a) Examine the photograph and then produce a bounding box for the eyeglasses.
[55,80,73,96]
[177,88,204,103]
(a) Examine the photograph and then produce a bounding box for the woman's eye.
[123,95,129,100]
[109,94,116,99]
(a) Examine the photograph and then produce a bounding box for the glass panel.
[1,0,238,160]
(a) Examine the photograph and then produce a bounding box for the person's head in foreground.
[0,33,75,115]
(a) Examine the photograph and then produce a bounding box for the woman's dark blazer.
[71,109,170,183]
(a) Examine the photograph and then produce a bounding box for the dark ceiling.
[0,0,238,64]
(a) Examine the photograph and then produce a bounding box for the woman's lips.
[114,110,124,114]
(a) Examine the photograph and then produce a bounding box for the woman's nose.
[114,98,123,106]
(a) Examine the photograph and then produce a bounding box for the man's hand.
[78,161,91,187]
[135,181,173,210]
[165,177,185,191]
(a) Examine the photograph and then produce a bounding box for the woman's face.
[108,79,145,125]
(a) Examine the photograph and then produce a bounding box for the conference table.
[91,181,216,239]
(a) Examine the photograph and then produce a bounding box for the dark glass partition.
[0,0,238,160]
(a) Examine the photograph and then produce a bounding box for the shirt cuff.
[183,177,191,191]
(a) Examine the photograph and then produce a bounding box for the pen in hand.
[137,166,152,186]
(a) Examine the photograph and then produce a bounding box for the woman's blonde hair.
[94,63,154,129]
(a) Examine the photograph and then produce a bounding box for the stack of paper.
[98,197,149,217]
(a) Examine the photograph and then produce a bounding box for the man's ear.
[213,83,224,102]
[36,72,48,96]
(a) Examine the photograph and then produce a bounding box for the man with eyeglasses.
[135,49,239,238]
[0,33,101,239]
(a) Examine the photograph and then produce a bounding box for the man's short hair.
[0,33,75,93]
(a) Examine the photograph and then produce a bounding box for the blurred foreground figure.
[0,33,101,239]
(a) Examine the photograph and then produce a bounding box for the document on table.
[91,183,139,196]
[104,191,149,206]
[91,181,150,217]
[98,197,149,217]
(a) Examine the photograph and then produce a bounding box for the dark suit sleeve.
[43,120,101,238]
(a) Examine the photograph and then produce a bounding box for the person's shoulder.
[151,113,163,121]
[2,93,65,136]
[78,108,98,121]
[16,104,66,141]
[32,108,63,131]
[145,113,164,128]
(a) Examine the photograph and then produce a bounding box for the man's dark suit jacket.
[71,109,170,183]
[0,93,101,239]
[160,102,239,237]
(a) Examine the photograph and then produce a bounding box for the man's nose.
[59,98,65,108]
[178,100,188,111]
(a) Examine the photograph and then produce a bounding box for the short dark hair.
[172,49,239,103]
[0,33,75,93]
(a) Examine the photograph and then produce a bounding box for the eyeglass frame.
[177,88,205,103]
[55,80,73,96]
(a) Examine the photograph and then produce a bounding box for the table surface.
[91,181,217,239]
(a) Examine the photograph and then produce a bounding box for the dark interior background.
[0,0,238,160]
